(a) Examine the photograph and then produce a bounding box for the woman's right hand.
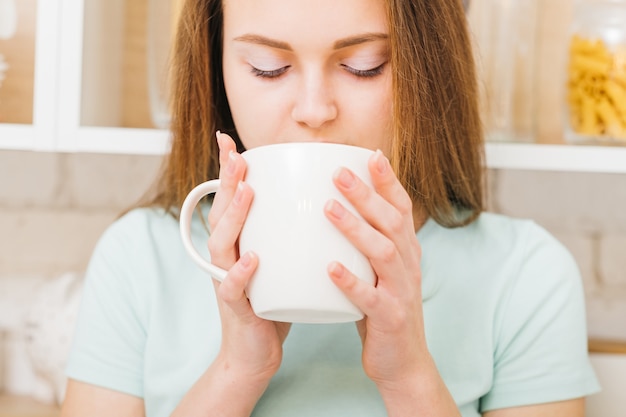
[172,134,291,417]
[207,132,291,384]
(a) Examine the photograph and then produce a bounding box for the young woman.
[61,0,600,416]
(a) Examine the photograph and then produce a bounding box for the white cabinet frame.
[0,0,61,151]
[56,0,170,155]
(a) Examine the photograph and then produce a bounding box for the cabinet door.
[0,0,60,150]
[57,0,179,154]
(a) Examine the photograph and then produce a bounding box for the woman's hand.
[207,132,291,385]
[323,149,458,415]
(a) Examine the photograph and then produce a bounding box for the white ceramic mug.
[179,142,376,323]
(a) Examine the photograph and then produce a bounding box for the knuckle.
[397,193,413,216]
[388,212,405,234]
[378,241,397,264]
[362,290,379,311]
[357,181,372,200]
[207,236,227,260]
[207,211,220,229]
[385,308,408,331]
[217,281,237,304]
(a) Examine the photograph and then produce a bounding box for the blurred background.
[1,0,625,416]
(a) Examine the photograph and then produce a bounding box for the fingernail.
[335,168,356,189]
[325,199,346,220]
[233,181,245,205]
[328,261,345,279]
[375,149,389,174]
[227,151,237,175]
[239,251,254,269]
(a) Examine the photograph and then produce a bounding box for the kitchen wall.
[1,149,625,342]
[0,0,625,407]
[0,151,161,276]
[492,169,626,341]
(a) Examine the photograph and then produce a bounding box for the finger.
[324,199,406,284]
[217,132,238,177]
[368,150,415,226]
[208,133,247,230]
[328,261,379,317]
[333,166,410,239]
[207,181,254,267]
[331,168,419,266]
[217,251,259,320]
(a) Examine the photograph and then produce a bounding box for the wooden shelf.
[589,338,626,355]
[0,395,60,417]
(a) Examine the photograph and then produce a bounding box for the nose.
[290,71,337,129]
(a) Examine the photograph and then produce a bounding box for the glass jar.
[467,0,540,143]
[565,0,626,145]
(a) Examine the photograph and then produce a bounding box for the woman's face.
[221,0,393,154]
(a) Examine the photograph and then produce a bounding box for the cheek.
[223,66,265,142]
[223,79,286,148]
[351,86,393,151]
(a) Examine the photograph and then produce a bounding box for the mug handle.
[179,180,228,281]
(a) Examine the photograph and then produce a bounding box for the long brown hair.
[139,0,484,228]
[387,0,484,226]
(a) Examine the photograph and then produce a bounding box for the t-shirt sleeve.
[65,213,149,398]
[481,223,600,412]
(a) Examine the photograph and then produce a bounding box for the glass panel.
[0,0,37,125]
[467,0,539,143]
[80,0,182,129]
[468,0,583,145]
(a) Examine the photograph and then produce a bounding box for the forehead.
[222,0,388,41]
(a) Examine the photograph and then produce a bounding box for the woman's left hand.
[323,149,430,389]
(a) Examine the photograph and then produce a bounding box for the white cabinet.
[0,0,60,151]
[0,0,170,155]
[55,0,171,154]
[1,0,626,170]
[471,0,626,174]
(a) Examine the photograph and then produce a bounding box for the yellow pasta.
[606,79,626,118]
[570,54,611,75]
[566,34,626,142]
[579,96,600,135]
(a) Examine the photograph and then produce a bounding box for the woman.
[61,0,599,416]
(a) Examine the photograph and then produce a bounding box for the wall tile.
[587,293,626,341]
[2,151,626,342]
[0,208,118,276]
[66,153,162,209]
[0,150,66,208]
[493,170,626,233]
[599,235,626,288]
[552,231,598,294]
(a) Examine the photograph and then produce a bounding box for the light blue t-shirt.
[65,208,599,416]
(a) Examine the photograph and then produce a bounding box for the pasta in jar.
[565,0,626,144]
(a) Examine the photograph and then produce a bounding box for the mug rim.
[242,141,375,156]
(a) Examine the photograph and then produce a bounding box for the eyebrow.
[232,33,389,51]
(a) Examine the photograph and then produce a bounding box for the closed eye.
[342,62,386,78]
[250,65,290,79]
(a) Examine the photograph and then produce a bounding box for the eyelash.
[342,63,386,78]
[250,66,290,79]
[250,63,386,79]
